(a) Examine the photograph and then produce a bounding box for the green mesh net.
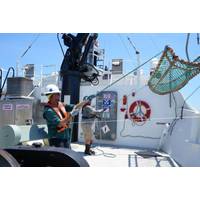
[148,46,200,95]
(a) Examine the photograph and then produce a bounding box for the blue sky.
[0,33,200,108]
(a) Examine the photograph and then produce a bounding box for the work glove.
[70,108,80,117]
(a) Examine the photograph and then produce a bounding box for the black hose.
[197,33,200,45]
[56,33,65,56]
[185,33,190,62]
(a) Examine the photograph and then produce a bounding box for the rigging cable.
[98,50,163,93]
[197,33,200,45]
[20,34,40,58]
[172,92,178,118]
[185,33,190,62]
[168,92,179,135]
[86,50,163,140]
[127,36,140,54]
[180,84,200,119]
[70,115,200,126]
[56,33,65,56]
[117,34,133,60]
[147,34,160,52]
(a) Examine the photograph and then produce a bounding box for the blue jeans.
[49,138,71,148]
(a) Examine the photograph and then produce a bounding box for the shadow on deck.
[129,150,180,167]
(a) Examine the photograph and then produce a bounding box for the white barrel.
[0,124,48,148]
[0,125,21,147]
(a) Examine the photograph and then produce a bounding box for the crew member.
[43,84,87,148]
[81,96,106,155]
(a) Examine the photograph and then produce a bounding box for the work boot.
[89,141,95,154]
[90,149,95,155]
[84,144,92,155]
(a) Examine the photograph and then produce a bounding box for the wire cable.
[117,34,133,59]
[98,50,163,94]
[147,34,160,52]
[94,146,116,158]
[127,36,140,54]
[180,84,200,119]
[185,33,190,62]
[56,33,65,56]
[20,34,40,58]
[70,113,200,126]
[197,33,200,45]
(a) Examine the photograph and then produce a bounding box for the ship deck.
[71,143,180,167]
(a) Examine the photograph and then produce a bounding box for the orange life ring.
[129,100,151,122]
